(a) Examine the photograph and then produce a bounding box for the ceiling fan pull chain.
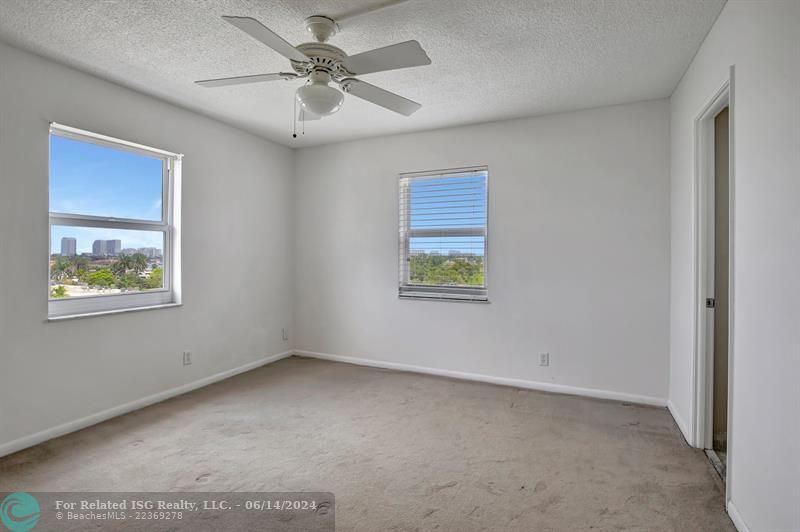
[293,94,298,139]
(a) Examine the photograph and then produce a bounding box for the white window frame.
[48,123,182,319]
[398,166,489,302]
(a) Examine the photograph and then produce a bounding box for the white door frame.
[691,66,735,503]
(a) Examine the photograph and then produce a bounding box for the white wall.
[294,100,671,404]
[669,1,800,530]
[0,43,295,452]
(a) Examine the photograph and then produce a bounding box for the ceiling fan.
[196,14,431,120]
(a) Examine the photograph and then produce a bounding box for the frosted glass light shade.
[296,83,344,116]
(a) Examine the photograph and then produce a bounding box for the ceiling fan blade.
[341,79,421,116]
[342,40,431,75]
[196,72,298,88]
[222,16,308,63]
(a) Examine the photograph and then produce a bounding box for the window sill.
[47,302,182,322]
[399,294,490,304]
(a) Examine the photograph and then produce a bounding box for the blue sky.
[408,173,487,256]
[50,135,164,253]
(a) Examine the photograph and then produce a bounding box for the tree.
[51,257,71,281]
[72,255,90,272]
[50,285,67,298]
[50,255,90,281]
[86,268,116,288]
[146,267,163,289]
[409,254,484,287]
[131,253,148,273]
[111,255,134,276]
[116,272,143,290]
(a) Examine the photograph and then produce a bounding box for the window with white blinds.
[398,166,488,301]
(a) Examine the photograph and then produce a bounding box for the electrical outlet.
[539,352,550,367]
[282,328,288,341]
[182,351,192,366]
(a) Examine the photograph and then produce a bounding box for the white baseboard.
[0,350,292,459]
[667,399,692,445]
[294,350,667,407]
[726,500,750,532]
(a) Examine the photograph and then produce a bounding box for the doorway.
[708,106,729,479]
[692,76,734,494]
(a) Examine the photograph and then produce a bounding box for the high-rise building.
[137,247,162,258]
[107,240,121,256]
[60,237,76,256]
[92,240,106,256]
[92,239,122,256]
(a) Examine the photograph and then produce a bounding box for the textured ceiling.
[0,0,725,147]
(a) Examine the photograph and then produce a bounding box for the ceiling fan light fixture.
[296,82,344,116]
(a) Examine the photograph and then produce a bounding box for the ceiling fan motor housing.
[305,15,338,42]
[291,42,351,77]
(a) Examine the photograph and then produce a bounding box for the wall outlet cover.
[539,353,550,367]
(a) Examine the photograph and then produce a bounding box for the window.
[48,123,182,318]
[399,166,488,302]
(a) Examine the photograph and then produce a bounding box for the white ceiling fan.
[196,14,431,120]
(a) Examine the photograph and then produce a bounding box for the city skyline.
[52,235,163,257]
[51,226,163,254]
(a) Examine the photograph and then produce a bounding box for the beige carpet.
[0,356,734,531]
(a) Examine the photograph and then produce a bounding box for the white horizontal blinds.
[399,166,488,301]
